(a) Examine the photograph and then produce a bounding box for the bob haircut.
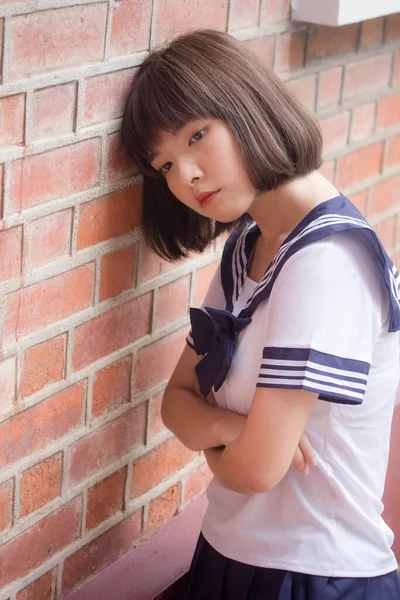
[121,29,323,261]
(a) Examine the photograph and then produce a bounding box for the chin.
[213,208,248,224]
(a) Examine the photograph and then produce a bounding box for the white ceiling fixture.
[292,0,400,26]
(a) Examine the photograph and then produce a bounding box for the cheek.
[167,178,197,211]
[165,173,182,199]
[217,144,248,184]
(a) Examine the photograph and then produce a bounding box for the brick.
[277,31,306,72]
[385,13,400,42]
[77,186,142,250]
[149,393,167,438]
[317,67,343,109]
[0,19,3,85]
[92,356,131,418]
[0,357,16,417]
[343,54,391,99]
[152,0,228,46]
[20,453,62,517]
[0,382,85,470]
[0,496,81,588]
[337,142,383,190]
[110,0,152,56]
[349,190,368,216]
[350,103,375,142]
[260,0,290,25]
[21,335,66,398]
[229,0,260,31]
[106,131,137,180]
[0,226,22,282]
[10,138,100,212]
[360,17,384,48]
[24,209,72,271]
[99,246,136,302]
[377,216,397,251]
[140,244,180,282]
[86,468,127,530]
[62,509,142,595]
[393,50,400,87]
[32,83,76,140]
[72,293,151,371]
[4,264,94,343]
[307,23,358,62]
[392,251,400,271]
[285,74,316,112]
[84,68,136,126]
[193,261,219,306]
[0,94,25,147]
[318,160,335,183]
[146,484,179,535]
[0,163,3,208]
[369,174,400,216]
[135,329,187,393]
[9,5,107,80]
[319,112,350,153]
[16,570,53,600]
[376,94,400,131]
[181,462,213,508]
[155,275,190,329]
[242,35,275,70]
[130,437,196,498]
[67,405,146,485]
[0,480,13,533]
[385,134,400,169]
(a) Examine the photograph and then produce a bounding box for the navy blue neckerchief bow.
[189,195,400,397]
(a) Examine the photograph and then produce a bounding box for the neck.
[247,171,340,243]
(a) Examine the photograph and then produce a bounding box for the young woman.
[122,29,400,600]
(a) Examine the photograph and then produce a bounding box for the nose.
[177,159,203,187]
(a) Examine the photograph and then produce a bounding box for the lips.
[195,190,220,207]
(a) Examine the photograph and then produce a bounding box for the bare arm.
[204,387,317,494]
[163,344,318,475]
[162,344,247,451]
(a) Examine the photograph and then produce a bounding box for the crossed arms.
[162,344,317,495]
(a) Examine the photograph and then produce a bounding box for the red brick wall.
[0,1,399,598]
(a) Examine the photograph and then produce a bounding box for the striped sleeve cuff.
[257,347,370,405]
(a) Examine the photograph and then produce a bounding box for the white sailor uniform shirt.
[187,195,400,577]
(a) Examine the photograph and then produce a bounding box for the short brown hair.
[121,29,323,261]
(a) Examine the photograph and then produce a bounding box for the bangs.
[122,55,219,175]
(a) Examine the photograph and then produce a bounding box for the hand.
[204,446,224,475]
[205,391,218,407]
[218,411,247,447]
[205,392,247,447]
[292,433,318,476]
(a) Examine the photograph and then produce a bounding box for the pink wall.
[383,404,400,561]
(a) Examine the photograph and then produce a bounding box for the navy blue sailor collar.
[189,194,400,397]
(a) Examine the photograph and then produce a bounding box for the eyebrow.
[147,151,159,165]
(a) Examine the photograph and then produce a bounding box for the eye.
[159,161,172,174]
[190,129,206,144]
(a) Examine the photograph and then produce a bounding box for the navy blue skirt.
[184,533,400,600]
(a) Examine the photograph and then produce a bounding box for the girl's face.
[149,118,258,222]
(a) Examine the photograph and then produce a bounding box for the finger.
[299,433,318,466]
[292,446,308,475]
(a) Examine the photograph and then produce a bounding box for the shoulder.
[275,230,389,324]
[281,230,381,285]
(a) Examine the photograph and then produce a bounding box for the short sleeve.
[257,234,385,405]
[186,263,225,350]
